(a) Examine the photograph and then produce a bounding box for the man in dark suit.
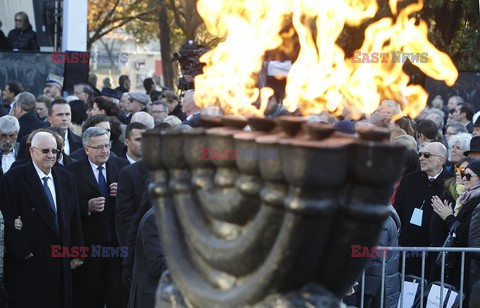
[16,99,82,160]
[66,127,129,308]
[0,131,84,308]
[115,160,148,246]
[394,142,452,277]
[128,207,167,308]
[13,91,48,141]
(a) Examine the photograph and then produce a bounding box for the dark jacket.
[0,29,9,50]
[17,112,49,142]
[182,113,202,128]
[65,156,129,288]
[394,169,452,276]
[362,206,401,308]
[169,103,186,121]
[128,207,167,308]
[468,203,480,290]
[0,161,83,308]
[7,25,39,51]
[123,184,151,287]
[440,195,480,290]
[115,161,148,246]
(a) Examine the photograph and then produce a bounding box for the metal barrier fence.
[356,246,480,308]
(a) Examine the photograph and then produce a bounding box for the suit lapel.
[81,157,101,194]
[24,162,59,235]
[106,158,119,186]
[52,167,69,237]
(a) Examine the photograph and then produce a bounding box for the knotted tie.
[42,176,58,230]
[97,166,108,198]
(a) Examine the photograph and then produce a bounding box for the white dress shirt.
[64,130,71,155]
[33,162,57,211]
[2,150,16,173]
[88,159,107,184]
[126,153,136,165]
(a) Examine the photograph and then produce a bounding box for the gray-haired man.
[13,91,48,140]
[0,115,20,176]
[66,127,129,308]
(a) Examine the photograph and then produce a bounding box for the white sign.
[426,284,450,308]
[397,281,419,308]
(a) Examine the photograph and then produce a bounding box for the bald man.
[393,142,452,277]
[0,131,83,308]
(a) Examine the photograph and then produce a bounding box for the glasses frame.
[462,173,478,181]
[418,152,442,159]
[31,147,60,155]
[87,144,111,151]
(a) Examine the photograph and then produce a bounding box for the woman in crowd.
[446,133,472,173]
[431,159,480,292]
[7,12,39,51]
[89,97,120,118]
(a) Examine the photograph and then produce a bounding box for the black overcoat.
[0,161,83,308]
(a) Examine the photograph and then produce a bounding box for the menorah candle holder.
[143,118,406,307]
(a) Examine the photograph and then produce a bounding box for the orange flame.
[194,0,458,119]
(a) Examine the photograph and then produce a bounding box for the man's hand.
[88,197,105,212]
[70,258,84,270]
[109,182,118,197]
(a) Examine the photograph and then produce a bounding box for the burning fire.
[194,0,458,119]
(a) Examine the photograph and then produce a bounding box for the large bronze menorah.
[143,117,406,307]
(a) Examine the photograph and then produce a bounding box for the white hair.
[131,111,155,129]
[0,115,20,134]
[448,132,472,160]
[381,100,401,114]
[31,131,56,147]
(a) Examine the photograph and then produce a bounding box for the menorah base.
[155,271,347,308]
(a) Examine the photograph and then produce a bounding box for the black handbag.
[436,221,461,269]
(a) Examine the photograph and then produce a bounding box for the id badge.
[410,208,423,227]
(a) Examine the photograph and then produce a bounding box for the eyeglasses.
[32,147,60,155]
[418,152,442,159]
[87,144,111,150]
[0,133,17,140]
[14,19,22,22]
[462,173,478,181]
[455,167,466,174]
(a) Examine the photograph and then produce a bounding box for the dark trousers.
[73,259,125,308]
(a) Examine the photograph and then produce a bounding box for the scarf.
[454,184,465,216]
[458,182,480,213]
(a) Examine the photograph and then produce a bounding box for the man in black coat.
[0,131,84,308]
[13,92,48,141]
[115,160,148,246]
[128,207,167,308]
[66,127,129,308]
[394,142,452,277]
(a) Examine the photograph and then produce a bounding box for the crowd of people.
[341,96,480,307]
[1,50,480,307]
[0,72,202,308]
